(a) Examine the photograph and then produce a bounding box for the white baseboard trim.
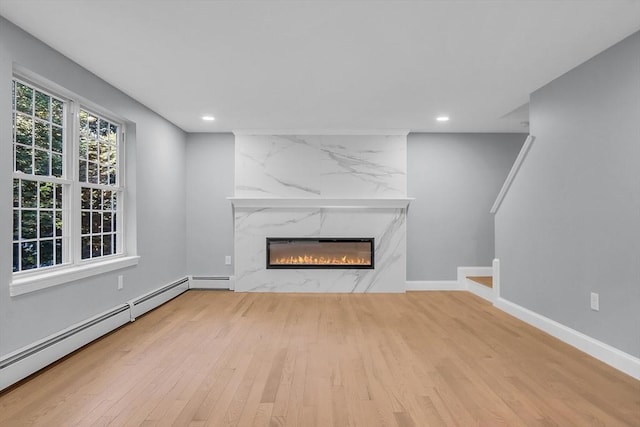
[492,258,500,298]
[457,266,496,302]
[0,276,190,391]
[466,279,495,302]
[495,297,640,380]
[405,280,463,291]
[189,275,235,290]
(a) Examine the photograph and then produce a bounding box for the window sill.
[10,256,140,297]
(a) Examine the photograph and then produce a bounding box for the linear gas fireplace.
[266,238,374,269]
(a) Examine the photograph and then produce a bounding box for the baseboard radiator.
[0,277,189,391]
[189,275,235,290]
[129,277,189,320]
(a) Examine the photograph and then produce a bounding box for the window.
[11,75,133,293]
[12,80,68,272]
[78,110,122,260]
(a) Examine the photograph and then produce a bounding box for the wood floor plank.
[1,291,638,426]
[466,276,493,288]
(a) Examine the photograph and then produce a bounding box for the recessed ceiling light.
[436,116,450,122]
[202,115,215,121]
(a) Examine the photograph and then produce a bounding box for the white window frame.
[10,69,138,297]
[74,106,124,263]
[11,79,70,273]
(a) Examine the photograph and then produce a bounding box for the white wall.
[407,133,525,280]
[495,31,640,357]
[0,17,187,355]
[185,133,234,276]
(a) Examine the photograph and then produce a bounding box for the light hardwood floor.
[1,291,638,426]
[466,276,493,288]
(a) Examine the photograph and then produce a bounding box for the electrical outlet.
[225,255,232,265]
[118,275,124,290]
[590,292,599,311]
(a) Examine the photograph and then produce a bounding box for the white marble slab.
[235,135,321,197]
[319,136,406,197]
[235,135,406,198]
[233,134,408,293]
[234,207,406,293]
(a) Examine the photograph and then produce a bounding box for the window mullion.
[69,102,81,265]
[11,173,70,185]
[118,131,125,255]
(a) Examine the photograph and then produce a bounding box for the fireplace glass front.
[266,238,374,269]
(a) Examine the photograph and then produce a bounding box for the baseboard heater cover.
[129,277,189,320]
[0,276,190,391]
[0,305,130,391]
[0,305,128,371]
[189,275,235,290]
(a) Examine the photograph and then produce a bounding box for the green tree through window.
[12,80,65,271]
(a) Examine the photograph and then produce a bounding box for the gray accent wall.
[185,133,235,276]
[0,18,187,355]
[407,133,525,280]
[495,32,640,356]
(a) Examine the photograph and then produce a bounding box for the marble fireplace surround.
[231,134,412,293]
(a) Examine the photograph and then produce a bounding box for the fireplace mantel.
[228,197,413,209]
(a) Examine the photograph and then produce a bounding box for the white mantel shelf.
[228,197,414,209]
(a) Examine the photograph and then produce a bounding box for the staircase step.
[466,276,493,288]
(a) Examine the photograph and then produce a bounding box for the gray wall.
[0,17,187,355]
[495,32,640,356]
[185,133,234,276]
[407,133,525,280]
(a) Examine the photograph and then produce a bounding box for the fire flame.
[274,254,370,265]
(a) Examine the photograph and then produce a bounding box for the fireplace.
[266,238,374,269]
